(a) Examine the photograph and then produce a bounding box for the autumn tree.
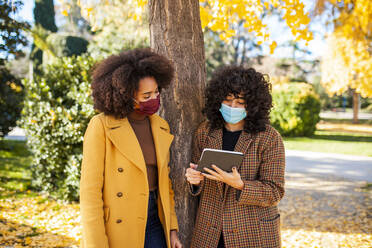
[63,0,313,244]
[315,0,372,123]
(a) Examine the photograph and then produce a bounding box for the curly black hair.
[203,66,272,133]
[91,48,174,118]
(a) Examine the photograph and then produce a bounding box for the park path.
[280,150,371,247]
[320,111,372,120]
[286,149,372,182]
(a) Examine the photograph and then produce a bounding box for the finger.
[190,170,202,176]
[203,167,222,178]
[190,163,198,169]
[211,164,226,175]
[189,180,200,185]
[232,167,239,175]
[202,173,221,181]
[188,176,202,183]
[186,169,200,178]
[190,174,203,180]
[187,167,201,175]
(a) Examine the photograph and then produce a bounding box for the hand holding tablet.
[196,148,244,173]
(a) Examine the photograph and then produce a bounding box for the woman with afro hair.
[80,48,182,248]
[185,66,285,248]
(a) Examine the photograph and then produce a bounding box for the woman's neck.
[224,120,245,132]
[128,111,147,121]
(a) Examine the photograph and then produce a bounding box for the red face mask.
[134,94,160,115]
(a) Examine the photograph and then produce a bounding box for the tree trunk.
[149,0,206,246]
[353,90,359,124]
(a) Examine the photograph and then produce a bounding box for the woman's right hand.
[185,163,204,185]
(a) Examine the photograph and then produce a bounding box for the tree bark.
[353,90,359,124]
[149,0,206,246]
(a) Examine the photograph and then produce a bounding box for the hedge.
[21,55,96,201]
[271,82,321,137]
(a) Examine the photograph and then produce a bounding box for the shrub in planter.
[271,82,321,137]
[21,55,96,201]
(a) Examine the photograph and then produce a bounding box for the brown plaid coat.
[189,121,285,248]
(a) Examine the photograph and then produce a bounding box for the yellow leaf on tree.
[61,9,68,16]
[269,41,277,54]
[74,0,313,50]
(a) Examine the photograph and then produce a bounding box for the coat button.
[118,168,123,172]
[116,219,122,223]
[117,192,123,197]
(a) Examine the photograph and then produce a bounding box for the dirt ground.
[279,172,372,248]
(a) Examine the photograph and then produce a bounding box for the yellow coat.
[80,113,178,248]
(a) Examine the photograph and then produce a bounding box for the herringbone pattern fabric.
[189,121,285,248]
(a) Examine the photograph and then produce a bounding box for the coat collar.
[105,114,174,175]
[207,126,252,155]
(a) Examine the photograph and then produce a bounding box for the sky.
[16,0,326,60]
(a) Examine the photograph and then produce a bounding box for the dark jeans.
[144,190,167,248]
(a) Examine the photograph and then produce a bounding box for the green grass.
[321,118,372,125]
[0,139,36,199]
[284,130,372,157]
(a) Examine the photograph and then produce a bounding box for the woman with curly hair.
[185,66,285,248]
[80,48,182,248]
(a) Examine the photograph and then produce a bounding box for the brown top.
[128,113,158,191]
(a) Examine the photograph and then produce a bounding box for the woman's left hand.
[203,165,244,190]
[170,230,182,248]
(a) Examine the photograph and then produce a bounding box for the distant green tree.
[0,0,30,61]
[57,0,92,37]
[83,1,149,59]
[204,24,262,80]
[31,0,58,65]
[0,0,28,138]
[0,66,24,138]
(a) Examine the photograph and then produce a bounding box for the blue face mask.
[219,103,247,124]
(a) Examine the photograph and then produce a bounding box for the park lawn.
[321,117,372,125]
[0,140,36,199]
[283,130,372,157]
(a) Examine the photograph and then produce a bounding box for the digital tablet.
[196,148,244,173]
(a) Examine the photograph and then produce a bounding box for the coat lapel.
[149,115,174,179]
[105,115,147,174]
[206,128,225,198]
[208,127,253,199]
[233,131,252,170]
[105,115,174,176]
[222,130,252,199]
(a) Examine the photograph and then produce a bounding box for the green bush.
[42,33,89,66]
[0,66,24,137]
[21,55,96,201]
[270,82,321,137]
[47,33,88,57]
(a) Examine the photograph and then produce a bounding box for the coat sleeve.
[188,124,206,196]
[80,116,109,248]
[237,129,285,207]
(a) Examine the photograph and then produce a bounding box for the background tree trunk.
[352,90,359,124]
[149,0,206,246]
